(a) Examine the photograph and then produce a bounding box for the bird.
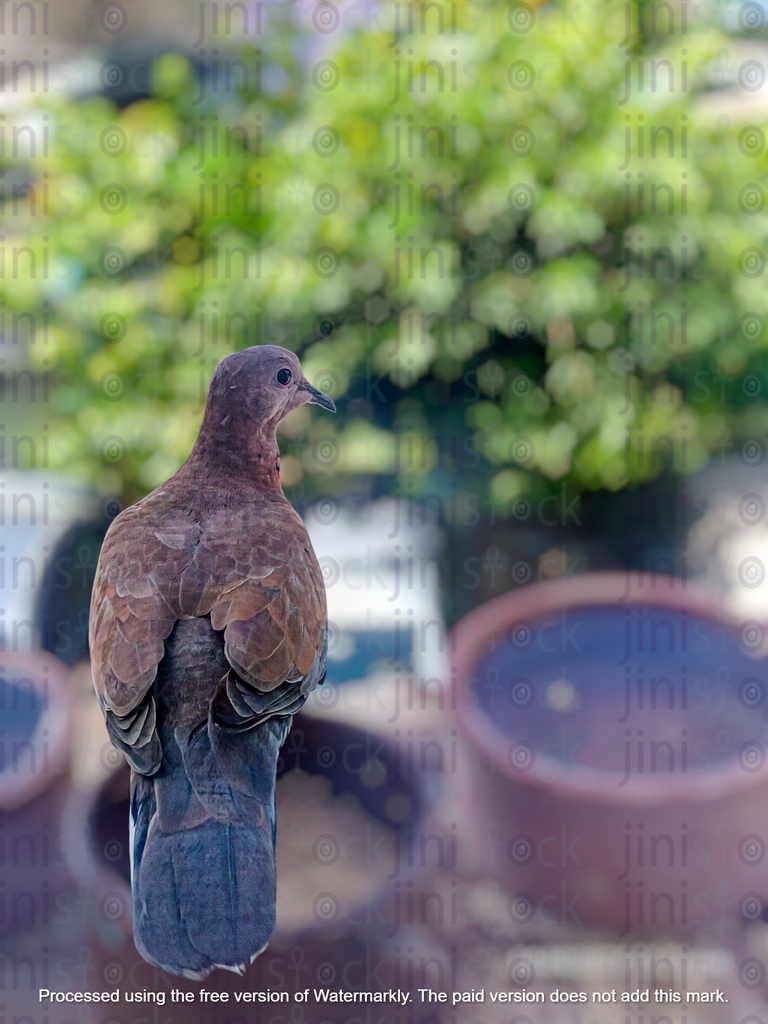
[88,345,336,979]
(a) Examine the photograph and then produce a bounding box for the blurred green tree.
[3,0,767,524]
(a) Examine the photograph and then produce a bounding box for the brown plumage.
[89,346,335,978]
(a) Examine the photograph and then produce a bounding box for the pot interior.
[471,602,768,784]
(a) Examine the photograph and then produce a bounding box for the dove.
[89,346,336,979]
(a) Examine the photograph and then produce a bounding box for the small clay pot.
[0,650,72,810]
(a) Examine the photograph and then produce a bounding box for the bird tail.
[129,715,289,979]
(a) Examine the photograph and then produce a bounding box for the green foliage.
[4,0,767,515]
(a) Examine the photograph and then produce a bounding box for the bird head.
[209,345,336,426]
[188,346,335,480]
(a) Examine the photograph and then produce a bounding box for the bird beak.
[299,381,336,412]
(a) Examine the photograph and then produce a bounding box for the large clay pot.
[451,572,768,934]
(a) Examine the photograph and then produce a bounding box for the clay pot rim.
[451,571,768,807]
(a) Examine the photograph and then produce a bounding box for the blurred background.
[5,0,768,1018]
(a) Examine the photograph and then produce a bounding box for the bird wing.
[90,490,327,775]
[206,503,327,692]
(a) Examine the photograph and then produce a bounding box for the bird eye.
[276,368,292,385]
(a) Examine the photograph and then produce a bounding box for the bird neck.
[185,412,284,492]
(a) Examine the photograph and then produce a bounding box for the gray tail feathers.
[129,715,290,979]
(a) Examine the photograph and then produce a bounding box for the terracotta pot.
[0,652,75,945]
[451,572,768,933]
[64,711,424,951]
[0,650,72,810]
